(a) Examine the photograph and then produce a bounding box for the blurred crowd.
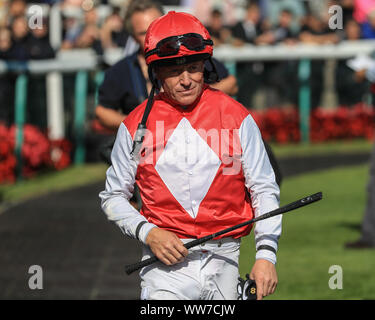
[0,0,374,58]
[0,0,375,109]
[0,0,55,60]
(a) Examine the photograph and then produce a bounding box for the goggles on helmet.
[145,33,213,59]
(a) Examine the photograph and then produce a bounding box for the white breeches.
[139,237,241,300]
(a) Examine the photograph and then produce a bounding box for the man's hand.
[250,259,278,300]
[145,228,189,266]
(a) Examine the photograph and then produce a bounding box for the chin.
[175,91,200,106]
[177,97,197,106]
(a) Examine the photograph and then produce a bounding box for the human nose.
[179,70,192,87]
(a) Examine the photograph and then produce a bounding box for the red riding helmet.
[144,11,214,66]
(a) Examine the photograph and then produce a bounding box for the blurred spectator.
[231,1,263,46]
[230,2,269,108]
[205,9,232,46]
[346,141,375,249]
[28,19,56,129]
[264,0,305,29]
[256,8,298,45]
[100,6,129,49]
[10,15,30,60]
[61,16,83,49]
[185,0,245,27]
[299,13,340,109]
[299,13,340,45]
[75,23,103,54]
[95,0,165,131]
[361,9,375,38]
[340,0,355,23]
[0,26,12,59]
[8,0,26,21]
[28,19,55,59]
[255,8,300,108]
[62,0,85,7]
[74,8,103,54]
[0,26,15,125]
[305,0,330,22]
[62,6,102,51]
[336,19,368,106]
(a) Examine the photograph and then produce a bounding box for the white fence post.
[46,72,65,140]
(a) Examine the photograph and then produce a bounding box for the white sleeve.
[99,123,157,244]
[239,115,281,264]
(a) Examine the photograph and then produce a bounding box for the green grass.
[0,163,108,207]
[270,139,373,159]
[239,163,375,299]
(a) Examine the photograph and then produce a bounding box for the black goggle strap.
[130,85,156,159]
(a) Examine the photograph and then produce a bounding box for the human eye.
[188,63,200,72]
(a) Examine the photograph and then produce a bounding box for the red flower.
[0,123,73,184]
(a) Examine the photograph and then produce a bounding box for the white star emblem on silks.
[155,118,222,219]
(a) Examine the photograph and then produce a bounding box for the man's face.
[247,6,260,24]
[156,60,205,106]
[131,8,162,51]
[279,11,293,28]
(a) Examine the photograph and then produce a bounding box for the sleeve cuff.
[255,239,278,265]
[256,249,277,265]
[137,222,158,245]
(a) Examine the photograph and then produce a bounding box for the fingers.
[250,262,278,300]
[146,229,189,265]
[261,276,277,297]
[259,277,278,299]
[154,237,188,266]
[175,241,189,258]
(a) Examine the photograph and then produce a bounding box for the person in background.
[256,8,298,45]
[346,143,375,249]
[28,18,55,59]
[95,0,165,132]
[360,9,375,38]
[61,6,101,50]
[339,0,355,24]
[27,19,55,130]
[61,14,82,50]
[10,15,30,60]
[231,1,264,46]
[100,6,129,49]
[205,8,232,46]
[0,27,15,125]
[230,2,266,108]
[0,26,12,59]
[7,0,26,24]
[335,19,368,106]
[255,8,299,109]
[299,12,340,109]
